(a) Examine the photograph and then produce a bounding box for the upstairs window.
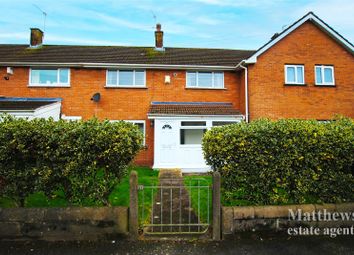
[315,65,334,85]
[285,65,304,85]
[30,68,70,86]
[186,71,224,89]
[106,70,145,87]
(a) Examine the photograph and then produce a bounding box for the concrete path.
[145,169,202,234]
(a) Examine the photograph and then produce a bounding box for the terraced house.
[0,12,353,171]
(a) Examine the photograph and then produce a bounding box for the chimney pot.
[156,23,161,31]
[154,23,164,50]
[30,28,43,48]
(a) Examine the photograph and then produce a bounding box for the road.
[0,235,353,255]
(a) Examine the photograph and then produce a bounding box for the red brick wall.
[0,68,241,166]
[248,21,354,120]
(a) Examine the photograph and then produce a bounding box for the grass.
[0,189,68,208]
[184,175,213,224]
[0,197,17,208]
[109,166,158,207]
[108,166,159,225]
[0,166,158,208]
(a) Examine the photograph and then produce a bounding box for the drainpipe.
[236,60,249,122]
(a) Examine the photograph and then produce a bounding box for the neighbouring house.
[0,12,353,171]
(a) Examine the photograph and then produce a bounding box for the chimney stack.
[30,28,43,48]
[154,23,164,50]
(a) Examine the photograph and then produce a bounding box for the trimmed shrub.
[0,115,143,205]
[203,118,354,205]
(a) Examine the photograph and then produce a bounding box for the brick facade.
[248,21,354,120]
[0,68,241,166]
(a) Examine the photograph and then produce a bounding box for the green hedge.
[203,118,354,206]
[0,115,143,206]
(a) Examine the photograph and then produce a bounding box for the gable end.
[245,12,354,64]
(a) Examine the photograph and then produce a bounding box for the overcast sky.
[0,0,352,50]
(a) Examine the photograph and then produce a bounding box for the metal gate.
[138,177,211,235]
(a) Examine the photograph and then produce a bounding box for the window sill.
[185,87,226,90]
[284,83,307,87]
[105,86,147,89]
[314,84,336,87]
[28,84,71,88]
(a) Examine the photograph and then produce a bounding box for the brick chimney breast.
[154,23,164,50]
[30,28,43,48]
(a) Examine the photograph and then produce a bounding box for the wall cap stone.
[224,202,354,220]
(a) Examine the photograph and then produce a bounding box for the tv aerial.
[33,4,47,33]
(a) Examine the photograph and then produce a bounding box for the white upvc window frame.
[179,121,207,146]
[284,65,305,85]
[29,68,71,87]
[124,120,146,145]
[124,120,146,146]
[109,119,146,145]
[105,69,146,88]
[212,120,238,126]
[61,115,82,121]
[186,71,224,89]
[315,65,335,86]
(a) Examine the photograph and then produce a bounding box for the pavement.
[0,234,353,255]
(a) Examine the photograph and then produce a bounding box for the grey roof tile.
[148,102,242,116]
[0,45,255,67]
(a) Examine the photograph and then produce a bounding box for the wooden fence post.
[129,171,138,239]
[212,171,221,241]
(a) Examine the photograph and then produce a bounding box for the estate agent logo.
[287,209,354,238]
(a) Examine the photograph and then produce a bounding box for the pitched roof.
[0,45,255,68]
[148,102,242,117]
[245,12,354,64]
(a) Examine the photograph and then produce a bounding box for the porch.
[148,102,243,172]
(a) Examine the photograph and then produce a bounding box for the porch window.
[106,70,146,87]
[29,68,70,86]
[180,121,206,145]
[186,71,224,89]
[212,121,238,126]
[181,121,206,126]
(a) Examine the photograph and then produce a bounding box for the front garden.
[0,115,143,207]
[1,115,353,211]
[203,117,354,206]
[0,166,156,208]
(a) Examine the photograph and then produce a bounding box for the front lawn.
[0,166,158,208]
[109,166,158,207]
[184,175,212,224]
[0,167,213,227]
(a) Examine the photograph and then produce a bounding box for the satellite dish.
[91,93,101,102]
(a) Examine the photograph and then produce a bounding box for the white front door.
[159,121,178,166]
[153,117,241,172]
[154,119,179,168]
